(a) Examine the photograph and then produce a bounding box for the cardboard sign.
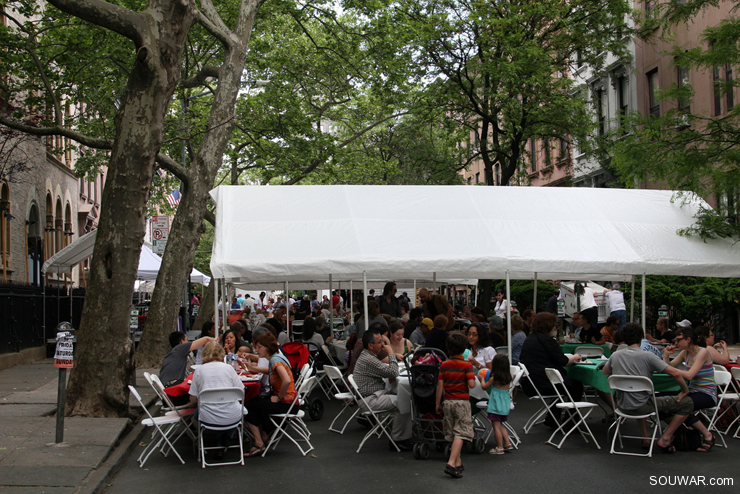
[54,332,74,369]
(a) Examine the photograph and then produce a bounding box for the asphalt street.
[104,389,738,494]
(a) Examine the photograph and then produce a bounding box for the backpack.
[672,424,703,452]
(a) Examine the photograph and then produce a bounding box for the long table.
[565,361,681,394]
[164,372,261,402]
[560,343,612,358]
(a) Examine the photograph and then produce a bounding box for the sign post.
[150,215,170,254]
[53,331,74,443]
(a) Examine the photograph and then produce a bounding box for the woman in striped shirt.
[663,327,717,452]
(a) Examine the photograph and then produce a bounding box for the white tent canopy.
[210,185,740,282]
[42,229,211,284]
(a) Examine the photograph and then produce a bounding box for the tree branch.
[0,116,113,149]
[155,152,190,183]
[46,0,146,46]
[181,65,220,88]
[194,4,231,47]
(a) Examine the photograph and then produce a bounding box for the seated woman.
[188,341,245,458]
[465,322,496,371]
[519,312,582,428]
[195,321,216,365]
[220,328,241,357]
[302,316,332,352]
[663,327,717,451]
[244,333,297,457]
[388,321,414,357]
[695,326,730,366]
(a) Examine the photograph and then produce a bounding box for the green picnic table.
[565,361,681,394]
[560,343,612,358]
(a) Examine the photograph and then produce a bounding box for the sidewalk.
[0,359,158,494]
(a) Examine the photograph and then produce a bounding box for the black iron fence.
[0,283,85,354]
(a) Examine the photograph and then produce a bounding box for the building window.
[530,139,537,172]
[727,64,734,110]
[1,182,10,274]
[617,75,628,129]
[495,163,500,185]
[647,69,660,118]
[596,88,605,136]
[645,0,653,14]
[475,172,480,184]
[560,136,568,160]
[677,62,690,113]
[544,139,552,167]
[467,177,472,185]
[713,66,722,116]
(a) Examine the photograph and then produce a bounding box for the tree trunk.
[193,280,215,332]
[64,0,195,417]
[136,1,259,367]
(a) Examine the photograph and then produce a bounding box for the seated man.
[602,322,693,453]
[353,328,413,451]
[645,317,676,344]
[592,316,619,345]
[159,331,213,405]
[578,313,600,345]
[410,317,433,347]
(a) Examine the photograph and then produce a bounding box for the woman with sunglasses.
[663,328,717,452]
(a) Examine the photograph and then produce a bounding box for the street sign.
[54,332,74,369]
[151,215,170,254]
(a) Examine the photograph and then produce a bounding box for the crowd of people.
[157,281,732,469]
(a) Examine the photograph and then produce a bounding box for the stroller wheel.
[412,443,421,460]
[473,436,486,454]
[309,398,324,421]
[419,442,431,460]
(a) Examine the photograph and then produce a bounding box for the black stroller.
[404,347,448,459]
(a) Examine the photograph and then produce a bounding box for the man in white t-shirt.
[242,294,256,312]
[603,283,627,331]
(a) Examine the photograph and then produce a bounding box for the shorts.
[487,413,508,423]
[442,400,474,443]
[622,394,693,417]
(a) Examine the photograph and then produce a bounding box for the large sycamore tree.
[0,0,262,416]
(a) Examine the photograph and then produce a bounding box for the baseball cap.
[421,318,434,330]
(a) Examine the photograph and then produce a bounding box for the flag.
[167,189,181,206]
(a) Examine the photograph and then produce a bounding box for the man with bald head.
[419,288,455,330]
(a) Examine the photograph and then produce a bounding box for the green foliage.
[359,0,633,186]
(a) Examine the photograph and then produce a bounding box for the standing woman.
[493,290,509,319]
[466,323,496,371]
[663,327,717,451]
[576,283,599,330]
[244,333,297,457]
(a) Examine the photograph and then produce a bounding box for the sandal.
[444,464,463,479]
[697,435,716,453]
[504,443,514,451]
[488,446,505,455]
[244,445,265,457]
[656,439,675,454]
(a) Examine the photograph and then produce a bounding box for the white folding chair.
[700,368,738,447]
[575,346,605,358]
[325,365,359,434]
[128,385,186,467]
[495,346,508,356]
[544,368,600,450]
[263,376,317,457]
[726,368,740,438]
[518,362,560,434]
[196,387,246,467]
[607,375,662,457]
[505,365,523,448]
[290,319,304,341]
[145,373,196,443]
[347,374,400,453]
[322,343,347,370]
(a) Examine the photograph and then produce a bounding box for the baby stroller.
[281,342,324,421]
[404,348,449,460]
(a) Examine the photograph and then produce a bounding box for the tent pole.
[329,274,333,323]
[630,275,635,323]
[413,279,417,308]
[363,271,369,333]
[641,273,646,326]
[433,272,436,292]
[474,284,478,308]
[214,277,220,338]
[533,272,538,311]
[506,270,512,364]
[349,281,353,317]
[222,279,228,328]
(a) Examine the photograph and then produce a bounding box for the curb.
[76,420,147,494]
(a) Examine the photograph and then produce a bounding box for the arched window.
[54,199,63,254]
[45,193,54,260]
[1,182,10,279]
[27,204,41,285]
[64,203,72,247]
